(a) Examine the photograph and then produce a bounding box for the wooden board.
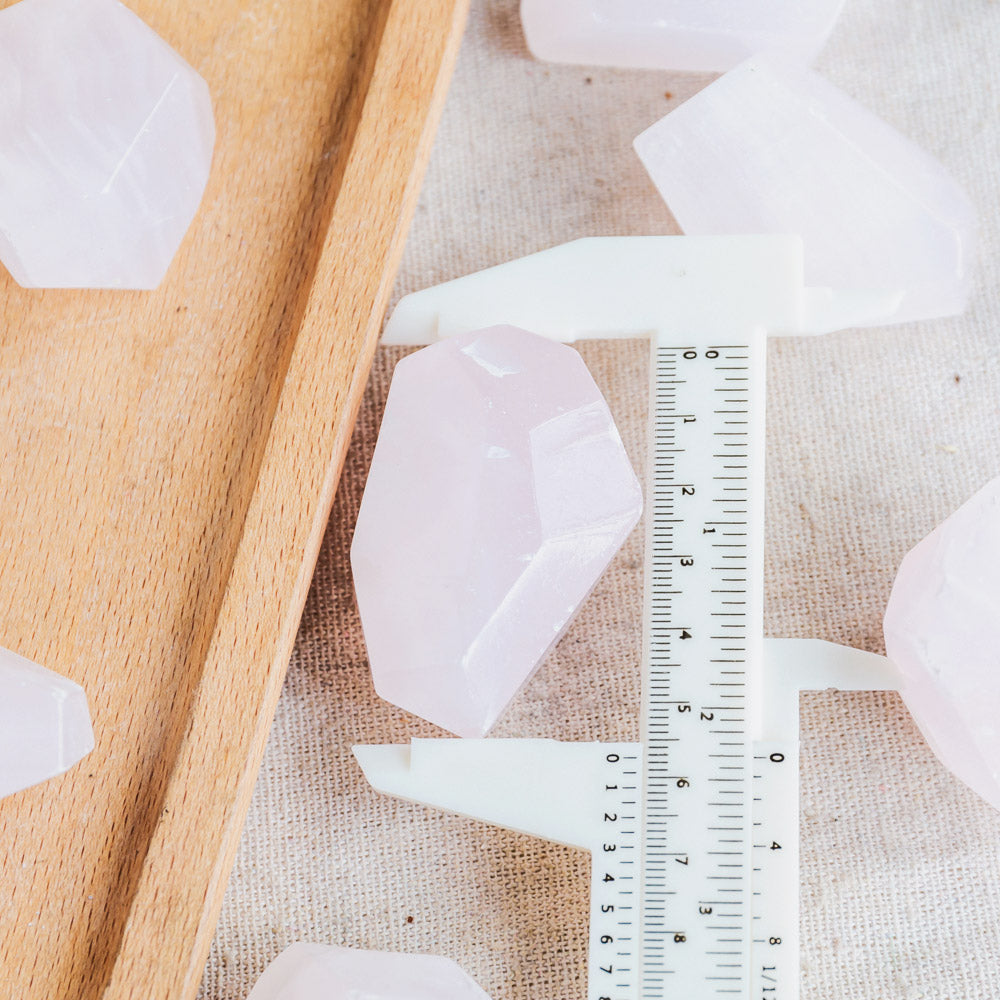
[0,1,468,997]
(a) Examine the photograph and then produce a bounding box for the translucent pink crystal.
[1,646,94,799]
[351,326,642,738]
[884,477,1000,811]
[249,944,493,1000]
[634,56,976,326]
[0,0,214,289]
[521,0,845,72]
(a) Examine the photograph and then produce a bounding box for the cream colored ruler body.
[637,339,768,998]
[355,237,899,1000]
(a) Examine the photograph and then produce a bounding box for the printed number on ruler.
[642,343,761,998]
[591,746,643,1000]
[751,741,799,1000]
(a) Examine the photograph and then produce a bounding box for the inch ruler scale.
[354,237,899,1000]
[640,340,765,998]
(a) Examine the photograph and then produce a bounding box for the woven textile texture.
[200,1,1000,998]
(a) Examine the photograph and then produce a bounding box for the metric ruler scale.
[579,336,794,1000]
[640,341,762,998]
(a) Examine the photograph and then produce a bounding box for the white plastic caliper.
[354,236,902,1000]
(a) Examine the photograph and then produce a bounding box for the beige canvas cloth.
[200,2,1000,997]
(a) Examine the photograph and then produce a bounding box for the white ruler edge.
[358,237,901,999]
[381,236,898,346]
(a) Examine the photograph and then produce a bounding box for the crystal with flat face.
[351,326,643,738]
[884,476,1000,811]
[634,56,975,326]
[0,0,214,289]
[520,0,845,72]
[249,944,493,1000]
[1,646,95,799]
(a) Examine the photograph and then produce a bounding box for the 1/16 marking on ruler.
[641,343,762,998]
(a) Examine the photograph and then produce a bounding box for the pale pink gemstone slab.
[248,943,493,1000]
[351,326,643,738]
[634,56,976,326]
[0,645,94,799]
[0,0,214,289]
[521,0,845,72]
[884,477,1000,811]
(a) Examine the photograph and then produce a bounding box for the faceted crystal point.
[521,0,845,72]
[884,477,1000,812]
[249,943,493,1000]
[634,56,976,326]
[0,646,95,799]
[351,326,643,738]
[0,0,215,289]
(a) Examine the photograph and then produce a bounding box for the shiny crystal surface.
[249,944,493,1000]
[884,476,1000,811]
[521,0,845,71]
[351,326,643,738]
[0,645,95,799]
[634,56,975,326]
[0,0,214,289]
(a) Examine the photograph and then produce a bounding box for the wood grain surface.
[0,1,468,997]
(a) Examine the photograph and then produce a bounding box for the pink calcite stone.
[0,0,214,289]
[521,0,845,72]
[884,476,1000,811]
[248,944,493,1000]
[1,645,94,799]
[634,56,976,326]
[351,326,642,738]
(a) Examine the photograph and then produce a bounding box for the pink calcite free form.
[0,0,214,289]
[248,943,493,1000]
[884,476,1000,811]
[634,56,975,326]
[0,645,94,799]
[351,326,642,738]
[521,0,845,72]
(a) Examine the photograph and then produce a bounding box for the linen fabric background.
[200,2,1000,997]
